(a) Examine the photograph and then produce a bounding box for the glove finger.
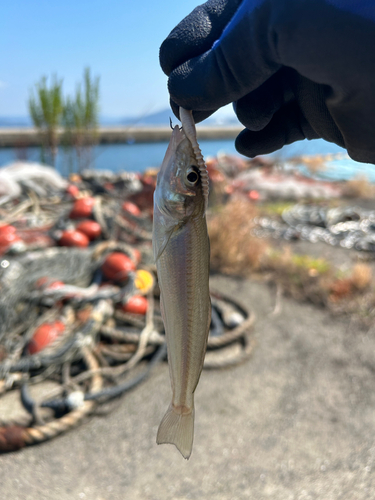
[167,1,280,112]
[235,101,319,157]
[160,0,243,76]
[234,69,294,131]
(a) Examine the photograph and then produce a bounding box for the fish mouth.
[158,125,185,176]
[170,125,185,153]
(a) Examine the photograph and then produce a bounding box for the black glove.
[160,0,375,163]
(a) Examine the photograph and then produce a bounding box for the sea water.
[0,138,375,182]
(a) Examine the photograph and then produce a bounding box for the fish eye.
[186,167,199,185]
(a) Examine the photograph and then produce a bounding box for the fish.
[153,108,210,459]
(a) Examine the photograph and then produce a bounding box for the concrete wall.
[0,126,243,148]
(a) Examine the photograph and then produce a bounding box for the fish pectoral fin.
[156,404,194,460]
[153,224,179,262]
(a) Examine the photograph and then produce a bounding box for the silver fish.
[153,109,210,459]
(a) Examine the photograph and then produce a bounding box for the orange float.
[134,269,154,294]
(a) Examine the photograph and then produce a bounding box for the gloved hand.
[160,0,375,163]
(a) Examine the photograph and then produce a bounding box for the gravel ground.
[1,274,375,500]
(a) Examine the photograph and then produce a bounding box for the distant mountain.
[0,116,32,127]
[0,107,240,128]
[119,108,173,126]
[118,107,240,126]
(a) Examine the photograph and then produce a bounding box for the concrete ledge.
[0,126,243,148]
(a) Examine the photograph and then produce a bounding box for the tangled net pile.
[253,204,375,252]
[0,166,255,453]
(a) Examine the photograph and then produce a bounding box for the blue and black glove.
[160,0,375,163]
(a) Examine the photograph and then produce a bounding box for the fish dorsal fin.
[179,108,209,214]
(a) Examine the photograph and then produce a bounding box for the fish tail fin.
[156,403,194,460]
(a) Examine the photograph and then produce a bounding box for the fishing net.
[0,169,255,453]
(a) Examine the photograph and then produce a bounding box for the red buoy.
[66,184,80,199]
[47,280,65,290]
[132,248,141,265]
[121,295,148,315]
[35,278,65,290]
[122,201,141,217]
[0,232,21,247]
[59,230,89,248]
[0,225,16,236]
[248,190,260,201]
[102,252,136,282]
[76,220,102,241]
[27,321,65,354]
[69,197,95,219]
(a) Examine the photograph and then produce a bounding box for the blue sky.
[1,0,205,118]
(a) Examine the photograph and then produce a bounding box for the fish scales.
[153,109,210,459]
[157,211,209,402]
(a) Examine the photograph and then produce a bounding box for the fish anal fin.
[156,404,194,460]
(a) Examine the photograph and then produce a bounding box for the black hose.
[2,337,76,374]
[84,343,167,402]
[20,383,35,417]
[209,305,224,338]
[21,344,167,417]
